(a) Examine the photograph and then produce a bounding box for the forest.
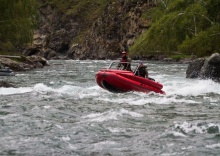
[0,0,220,57]
[130,0,220,57]
[0,0,38,54]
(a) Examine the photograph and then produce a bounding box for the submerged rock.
[186,53,220,82]
[0,81,15,88]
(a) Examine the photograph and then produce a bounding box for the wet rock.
[200,53,220,80]
[0,57,26,71]
[186,53,220,82]
[207,125,219,134]
[0,81,15,88]
[186,58,205,78]
[0,55,49,71]
[23,47,42,56]
[46,50,58,60]
[26,55,49,66]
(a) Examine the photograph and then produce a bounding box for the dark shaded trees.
[0,0,38,52]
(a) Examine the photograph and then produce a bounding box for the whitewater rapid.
[0,60,220,155]
[1,75,220,105]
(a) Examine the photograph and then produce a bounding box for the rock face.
[67,1,150,60]
[28,3,75,59]
[0,55,49,71]
[28,1,153,60]
[186,53,220,82]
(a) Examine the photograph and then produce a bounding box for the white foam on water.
[162,121,220,140]
[128,98,149,105]
[55,124,64,129]
[33,83,54,93]
[96,96,137,104]
[164,131,187,138]
[163,79,220,96]
[206,143,220,149]
[10,73,219,106]
[26,75,220,106]
[0,83,93,101]
[0,87,32,95]
[173,121,220,134]
[81,110,118,122]
[0,83,51,96]
[81,108,143,123]
[181,146,193,150]
[92,141,118,151]
[174,121,206,134]
[32,83,87,97]
[62,136,71,141]
[43,105,51,109]
[107,127,126,133]
[96,91,199,105]
[120,108,144,117]
[33,83,103,99]
[130,95,199,105]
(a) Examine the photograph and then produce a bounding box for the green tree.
[130,0,220,57]
[0,0,38,52]
[179,24,220,57]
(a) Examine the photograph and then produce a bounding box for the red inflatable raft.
[95,61,165,94]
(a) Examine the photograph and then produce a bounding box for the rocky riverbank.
[0,55,49,71]
[0,55,49,87]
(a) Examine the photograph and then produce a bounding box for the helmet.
[122,51,127,54]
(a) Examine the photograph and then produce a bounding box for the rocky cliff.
[29,0,154,60]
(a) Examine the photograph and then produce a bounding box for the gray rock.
[186,58,205,78]
[0,55,49,71]
[186,53,220,82]
[200,53,220,81]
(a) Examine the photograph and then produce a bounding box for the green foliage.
[170,54,191,61]
[179,24,220,57]
[0,0,38,52]
[206,0,220,22]
[130,0,220,57]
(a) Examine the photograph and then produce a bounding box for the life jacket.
[137,66,148,77]
[121,56,128,62]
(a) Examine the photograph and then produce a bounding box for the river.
[0,60,220,156]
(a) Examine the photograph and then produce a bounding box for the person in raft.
[135,61,155,81]
[136,61,148,78]
[117,51,131,71]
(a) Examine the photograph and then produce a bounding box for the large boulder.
[186,58,205,78]
[200,53,220,81]
[0,57,27,71]
[0,55,49,71]
[186,53,220,82]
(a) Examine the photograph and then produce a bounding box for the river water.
[0,60,220,156]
